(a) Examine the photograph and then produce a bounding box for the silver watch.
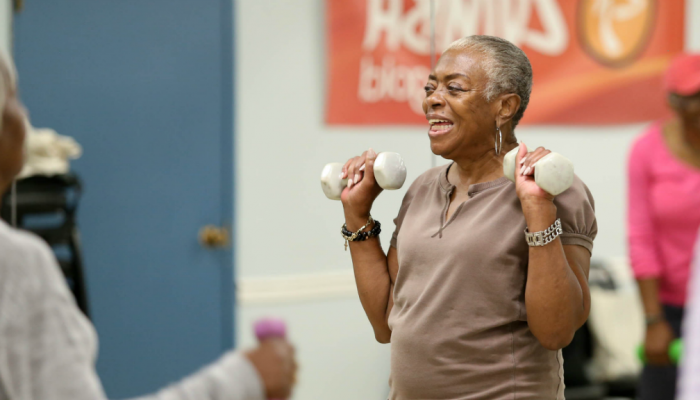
[525,218,562,247]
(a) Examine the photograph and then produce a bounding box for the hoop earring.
[495,123,503,155]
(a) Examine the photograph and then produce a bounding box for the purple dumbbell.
[254,318,287,340]
[254,318,287,400]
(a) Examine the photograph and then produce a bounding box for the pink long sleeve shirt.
[627,123,700,306]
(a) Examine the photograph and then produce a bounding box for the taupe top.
[387,164,597,400]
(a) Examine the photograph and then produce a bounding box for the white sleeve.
[134,351,266,400]
[678,230,700,400]
[0,230,265,400]
[0,237,107,400]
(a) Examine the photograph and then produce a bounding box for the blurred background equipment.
[0,173,88,316]
[0,123,87,315]
[17,122,82,179]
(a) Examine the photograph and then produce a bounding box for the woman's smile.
[427,117,455,138]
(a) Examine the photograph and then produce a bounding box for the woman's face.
[0,65,27,192]
[670,91,700,132]
[422,48,496,160]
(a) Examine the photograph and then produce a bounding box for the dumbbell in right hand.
[320,152,407,200]
[503,145,574,196]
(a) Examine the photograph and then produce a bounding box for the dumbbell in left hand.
[502,145,574,196]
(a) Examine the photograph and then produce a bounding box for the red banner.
[326,0,685,125]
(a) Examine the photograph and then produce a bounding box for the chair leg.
[69,227,90,319]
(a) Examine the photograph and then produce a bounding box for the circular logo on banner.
[578,0,655,67]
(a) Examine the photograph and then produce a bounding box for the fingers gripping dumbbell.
[254,318,288,400]
[637,339,684,365]
[503,146,574,196]
[320,152,407,200]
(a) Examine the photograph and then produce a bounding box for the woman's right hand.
[340,148,384,219]
[644,320,675,365]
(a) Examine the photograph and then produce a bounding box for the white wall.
[235,2,416,398]
[234,1,700,399]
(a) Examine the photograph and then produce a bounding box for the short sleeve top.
[387,164,597,400]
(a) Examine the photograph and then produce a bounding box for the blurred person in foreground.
[0,57,296,399]
[678,229,700,399]
[340,35,596,399]
[628,53,700,400]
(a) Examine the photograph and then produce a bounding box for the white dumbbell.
[321,152,407,200]
[503,146,574,196]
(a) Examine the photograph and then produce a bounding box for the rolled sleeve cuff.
[561,233,594,255]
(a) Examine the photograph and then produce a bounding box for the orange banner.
[326,0,684,125]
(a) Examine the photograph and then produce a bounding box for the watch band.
[525,218,563,247]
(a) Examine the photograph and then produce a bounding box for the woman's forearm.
[523,200,588,350]
[345,211,393,343]
[637,278,663,318]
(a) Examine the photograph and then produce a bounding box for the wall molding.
[237,270,358,305]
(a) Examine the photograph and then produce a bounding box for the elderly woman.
[628,53,700,400]
[0,57,296,399]
[340,35,597,399]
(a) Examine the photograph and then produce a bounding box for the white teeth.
[428,118,454,131]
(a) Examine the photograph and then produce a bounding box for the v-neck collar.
[438,162,510,196]
[432,163,510,239]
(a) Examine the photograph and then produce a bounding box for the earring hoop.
[495,123,503,155]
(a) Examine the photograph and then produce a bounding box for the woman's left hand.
[513,142,556,204]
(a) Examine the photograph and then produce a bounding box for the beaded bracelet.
[341,216,381,251]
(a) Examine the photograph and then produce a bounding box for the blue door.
[13,1,235,397]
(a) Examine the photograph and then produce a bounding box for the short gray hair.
[446,35,532,128]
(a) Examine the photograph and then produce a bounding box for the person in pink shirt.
[628,53,700,400]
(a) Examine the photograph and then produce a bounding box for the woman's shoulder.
[630,121,664,155]
[554,175,598,248]
[0,221,61,289]
[555,174,597,236]
[0,220,53,260]
[555,175,595,211]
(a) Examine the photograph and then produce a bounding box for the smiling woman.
[423,36,532,159]
[336,35,597,400]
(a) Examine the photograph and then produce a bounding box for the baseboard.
[237,270,358,305]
